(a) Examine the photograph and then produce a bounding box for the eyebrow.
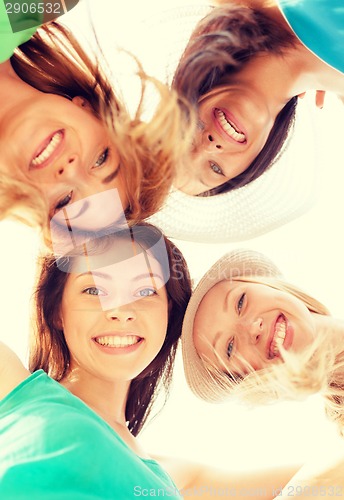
[224,287,234,313]
[76,271,113,280]
[75,270,164,282]
[211,330,221,353]
[208,288,233,364]
[102,164,120,185]
[62,202,88,223]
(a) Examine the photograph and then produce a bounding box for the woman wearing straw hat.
[181,249,344,494]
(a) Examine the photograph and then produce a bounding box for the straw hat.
[181,249,283,402]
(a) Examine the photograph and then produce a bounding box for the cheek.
[233,348,265,374]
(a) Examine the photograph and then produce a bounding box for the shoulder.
[0,342,30,400]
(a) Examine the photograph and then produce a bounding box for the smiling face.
[175,85,275,195]
[0,84,128,223]
[59,244,169,383]
[193,279,317,377]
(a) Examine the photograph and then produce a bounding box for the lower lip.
[29,129,65,170]
[212,107,247,145]
[283,320,294,351]
[92,338,144,355]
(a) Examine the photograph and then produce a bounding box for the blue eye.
[136,288,157,298]
[210,162,224,175]
[94,147,110,168]
[227,338,234,359]
[237,293,245,313]
[83,287,106,296]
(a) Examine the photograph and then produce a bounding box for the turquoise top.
[0,0,42,63]
[277,0,344,73]
[0,370,182,499]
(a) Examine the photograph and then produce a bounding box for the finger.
[315,90,326,109]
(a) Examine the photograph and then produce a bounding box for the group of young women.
[1,0,344,497]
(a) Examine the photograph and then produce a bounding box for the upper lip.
[266,314,286,359]
[29,129,65,170]
[212,107,248,145]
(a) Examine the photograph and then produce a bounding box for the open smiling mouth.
[214,108,246,143]
[269,315,287,358]
[94,335,142,348]
[30,130,64,168]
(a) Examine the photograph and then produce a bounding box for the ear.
[72,96,91,110]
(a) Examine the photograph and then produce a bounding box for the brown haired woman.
[173,0,344,196]
[0,224,298,498]
[0,2,190,242]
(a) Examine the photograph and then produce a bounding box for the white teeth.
[215,109,246,143]
[272,320,286,355]
[95,335,140,348]
[31,131,63,166]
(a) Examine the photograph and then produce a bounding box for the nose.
[202,132,224,152]
[105,306,136,323]
[247,318,263,345]
[55,154,82,180]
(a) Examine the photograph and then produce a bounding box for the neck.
[60,367,151,458]
[61,367,130,428]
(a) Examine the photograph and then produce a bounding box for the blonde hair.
[202,276,344,434]
[1,22,194,243]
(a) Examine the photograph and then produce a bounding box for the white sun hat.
[140,5,320,243]
[148,95,319,242]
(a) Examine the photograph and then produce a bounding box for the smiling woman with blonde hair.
[182,249,344,494]
[0,4,193,241]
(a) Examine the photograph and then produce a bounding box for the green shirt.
[277,0,344,73]
[0,370,182,499]
[0,0,42,62]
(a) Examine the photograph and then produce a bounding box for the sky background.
[1,0,344,478]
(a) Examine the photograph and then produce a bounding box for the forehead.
[70,241,165,280]
[197,279,241,311]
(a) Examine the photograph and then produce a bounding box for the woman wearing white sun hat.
[148,0,343,242]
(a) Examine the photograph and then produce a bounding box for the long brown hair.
[173,5,297,195]
[1,22,193,238]
[30,223,191,436]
